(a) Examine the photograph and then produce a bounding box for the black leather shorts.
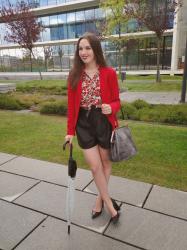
[76,106,112,149]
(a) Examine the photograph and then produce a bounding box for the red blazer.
[67,66,121,135]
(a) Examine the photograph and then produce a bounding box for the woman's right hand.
[65,135,74,144]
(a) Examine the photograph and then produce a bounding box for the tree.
[180,38,187,103]
[99,0,128,81]
[58,47,64,72]
[0,0,44,79]
[124,0,182,83]
[44,46,52,72]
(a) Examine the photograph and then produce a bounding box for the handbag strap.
[120,106,128,127]
[120,107,125,120]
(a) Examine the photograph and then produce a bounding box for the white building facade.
[0,0,186,73]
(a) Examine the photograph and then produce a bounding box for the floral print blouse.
[80,71,102,108]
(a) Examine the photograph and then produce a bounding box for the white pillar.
[171,1,187,75]
[171,5,180,74]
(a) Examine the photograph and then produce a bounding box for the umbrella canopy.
[63,141,77,234]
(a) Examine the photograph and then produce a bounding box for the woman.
[65,32,121,222]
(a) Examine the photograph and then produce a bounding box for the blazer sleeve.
[109,69,121,115]
[67,82,76,135]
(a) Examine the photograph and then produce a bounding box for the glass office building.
[0,0,186,72]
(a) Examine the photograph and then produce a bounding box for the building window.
[59,25,68,39]
[67,12,75,23]
[56,0,65,4]
[42,28,51,41]
[85,9,95,20]
[39,0,48,6]
[58,13,67,24]
[50,27,59,40]
[49,15,58,25]
[75,23,85,38]
[48,0,57,6]
[95,8,105,20]
[41,16,50,26]
[85,22,96,34]
[67,24,75,38]
[76,10,85,22]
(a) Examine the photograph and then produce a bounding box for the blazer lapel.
[99,67,104,101]
[76,78,82,106]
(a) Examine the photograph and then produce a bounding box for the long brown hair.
[68,32,107,89]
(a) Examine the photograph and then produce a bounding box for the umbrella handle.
[63,141,70,150]
[63,141,73,157]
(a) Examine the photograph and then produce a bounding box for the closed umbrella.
[63,141,77,234]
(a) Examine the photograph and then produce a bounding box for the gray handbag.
[110,125,137,162]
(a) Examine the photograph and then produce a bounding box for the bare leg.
[94,146,112,211]
[82,145,116,216]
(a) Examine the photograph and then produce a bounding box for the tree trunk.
[118,45,122,79]
[156,38,161,83]
[180,38,187,103]
[60,57,62,71]
[31,50,43,80]
[45,58,47,72]
[118,24,122,82]
[29,51,32,72]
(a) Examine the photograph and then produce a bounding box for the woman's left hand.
[101,104,112,115]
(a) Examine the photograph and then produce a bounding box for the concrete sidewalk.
[120,91,181,104]
[0,152,187,250]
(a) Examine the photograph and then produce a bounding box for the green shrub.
[137,108,163,122]
[137,104,187,125]
[119,103,138,120]
[164,106,187,125]
[16,80,67,95]
[40,100,67,115]
[0,94,22,110]
[16,98,32,109]
[132,99,151,109]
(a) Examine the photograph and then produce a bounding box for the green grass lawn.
[124,75,182,80]
[14,78,182,93]
[16,80,67,88]
[123,82,181,92]
[0,74,183,92]
[0,110,186,191]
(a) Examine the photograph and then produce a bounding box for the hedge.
[0,94,23,110]
[1,94,186,125]
[119,100,187,125]
[40,100,67,115]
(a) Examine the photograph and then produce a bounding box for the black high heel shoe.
[111,211,120,223]
[91,201,104,219]
[111,199,120,211]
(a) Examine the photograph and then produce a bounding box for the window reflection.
[95,8,105,19]
[63,45,69,55]
[67,12,75,23]
[41,16,50,26]
[59,25,68,39]
[85,22,96,33]
[48,0,57,6]
[58,13,67,24]
[0,35,173,72]
[76,10,85,22]
[50,15,58,25]
[40,0,48,6]
[51,27,59,40]
[42,28,51,41]
[67,24,75,38]
[85,9,95,20]
[75,23,85,38]
[0,24,7,44]
[56,0,65,4]
[68,44,75,54]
